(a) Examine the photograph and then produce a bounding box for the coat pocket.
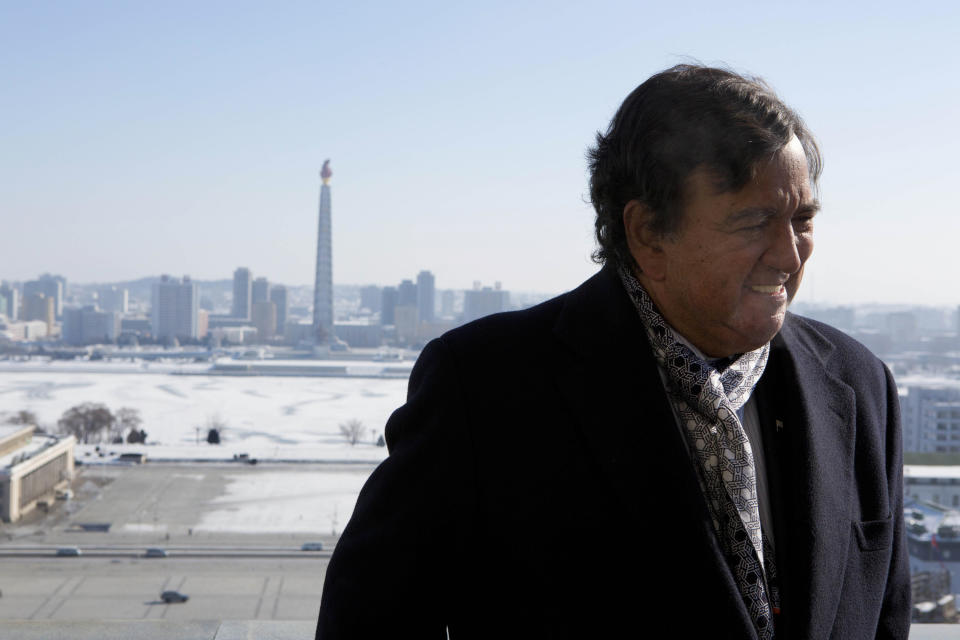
[852,515,893,552]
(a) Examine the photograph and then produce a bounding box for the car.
[144,548,168,558]
[55,547,81,557]
[300,542,324,551]
[161,590,189,603]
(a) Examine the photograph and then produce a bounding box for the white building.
[0,425,76,523]
[463,282,509,323]
[905,466,960,509]
[151,275,199,340]
[98,286,129,314]
[899,382,960,453]
[62,306,120,345]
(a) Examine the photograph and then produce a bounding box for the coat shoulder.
[783,312,891,384]
[436,292,568,358]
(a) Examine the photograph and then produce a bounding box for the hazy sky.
[2,1,957,304]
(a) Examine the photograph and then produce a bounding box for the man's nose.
[763,222,803,274]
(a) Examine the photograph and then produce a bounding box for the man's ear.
[623,200,668,281]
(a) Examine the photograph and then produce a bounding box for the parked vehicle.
[56,547,81,557]
[161,590,189,603]
[301,542,324,551]
[144,548,168,558]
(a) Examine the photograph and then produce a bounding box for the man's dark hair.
[588,64,822,268]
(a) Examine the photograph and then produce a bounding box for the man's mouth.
[749,284,785,294]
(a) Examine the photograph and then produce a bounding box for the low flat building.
[905,465,960,509]
[0,425,76,522]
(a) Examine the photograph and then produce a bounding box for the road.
[0,462,367,621]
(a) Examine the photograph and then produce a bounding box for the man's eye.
[793,216,815,231]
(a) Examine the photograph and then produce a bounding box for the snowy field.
[0,363,409,463]
[194,470,371,535]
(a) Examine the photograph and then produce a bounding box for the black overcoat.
[317,267,910,639]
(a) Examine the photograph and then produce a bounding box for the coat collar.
[553,268,856,638]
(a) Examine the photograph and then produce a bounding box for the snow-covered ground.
[0,364,409,462]
[194,470,371,535]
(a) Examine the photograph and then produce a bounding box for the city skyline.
[2,3,958,305]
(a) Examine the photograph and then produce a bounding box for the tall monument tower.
[313,160,334,344]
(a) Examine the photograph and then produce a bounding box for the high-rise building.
[441,290,455,318]
[416,271,435,323]
[360,285,381,314]
[398,279,417,306]
[313,160,334,343]
[252,301,277,341]
[463,282,510,323]
[22,293,55,334]
[232,268,252,320]
[252,277,271,304]
[381,287,398,325]
[151,275,199,340]
[23,277,63,319]
[0,283,17,321]
[62,306,119,345]
[98,286,129,314]
[270,285,288,333]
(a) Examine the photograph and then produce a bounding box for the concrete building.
[313,160,334,343]
[398,279,417,307]
[381,287,398,325]
[270,286,288,333]
[0,320,49,340]
[23,276,63,319]
[417,270,435,323]
[334,320,383,348]
[252,301,277,340]
[22,293,55,335]
[98,286,129,314]
[463,282,510,323]
[394,305,418,345]
[232,267,252,320]
[151,275,200,341]
[0,425,76,523]
[360,285,381,314]
[252,277,271,305]
[905,466,960,509]
[0,282,18,321]
[210,326,259,345]
[440,289,455,319]
[62,306,120,345]
[120,316,151,337]
[901,384,960,453]
[284,320,316,346]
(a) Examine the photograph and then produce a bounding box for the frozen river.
[0,362,408,463]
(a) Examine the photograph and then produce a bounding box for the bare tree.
[114,407,142,441]
[7,410,38,426]
[339,419,367,446]
[57,403,115,444]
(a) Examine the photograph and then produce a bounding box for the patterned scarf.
[619,267,778,639]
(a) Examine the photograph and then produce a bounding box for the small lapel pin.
[775,419,784,433]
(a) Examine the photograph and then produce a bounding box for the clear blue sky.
[2,1,957,304]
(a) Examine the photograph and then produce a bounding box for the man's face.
[636,137,817,358]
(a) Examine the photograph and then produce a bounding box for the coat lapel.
[760,317,856,639]
[552,268,757,637]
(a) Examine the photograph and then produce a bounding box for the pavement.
[0,462,366,624]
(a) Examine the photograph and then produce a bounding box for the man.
[317,65,909,639]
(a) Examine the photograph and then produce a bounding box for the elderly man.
[317,65,909,639]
